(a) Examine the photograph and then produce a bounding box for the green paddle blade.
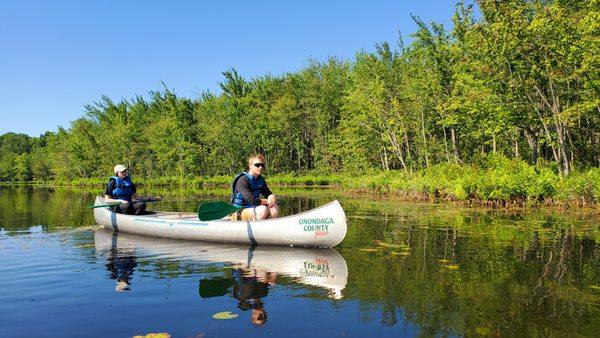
[198,202,242,221]
[87,202,121,209]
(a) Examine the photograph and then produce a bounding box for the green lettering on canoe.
[299,218,333,232]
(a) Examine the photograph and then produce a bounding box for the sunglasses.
[253,163,265,168]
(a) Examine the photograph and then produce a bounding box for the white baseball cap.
[113,164,128,174]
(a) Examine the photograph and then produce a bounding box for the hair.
[251,308,268,326]
[248,153,266,165]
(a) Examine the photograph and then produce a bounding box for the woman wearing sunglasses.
[231,153,279,221]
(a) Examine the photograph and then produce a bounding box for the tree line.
[1,0,598,183]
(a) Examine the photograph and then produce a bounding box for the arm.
[104,195,128,203]
[261,181,276,207]
[131,183,141,201]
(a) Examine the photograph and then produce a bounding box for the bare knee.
[269,206,279,218]
[254,205,269,220]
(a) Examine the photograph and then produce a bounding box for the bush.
[556,169,600,205]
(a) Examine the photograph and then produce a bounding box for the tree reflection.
[341,214,600,337]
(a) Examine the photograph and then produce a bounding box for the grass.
[2,155,599,207]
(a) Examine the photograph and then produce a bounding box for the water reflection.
[94,229,348,299]
[105,233,137,291]
[338,217,600,336]
[198,265,274,325]
[3,187,600,337]
[233,267,273,325]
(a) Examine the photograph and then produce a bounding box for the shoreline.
[2,172,599,210]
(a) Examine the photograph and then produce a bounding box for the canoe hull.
[93,197,347,247]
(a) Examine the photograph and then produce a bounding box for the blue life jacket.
[110,176,134,202]
[231,172,265,208]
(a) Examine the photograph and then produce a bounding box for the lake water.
[1,186,599,337]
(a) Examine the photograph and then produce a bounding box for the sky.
[0,1,460,137]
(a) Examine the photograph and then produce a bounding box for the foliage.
[1,0,599,205]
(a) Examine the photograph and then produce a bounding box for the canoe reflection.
[94,229,348,300]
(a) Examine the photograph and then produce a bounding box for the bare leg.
[254,205,270,220]
[241,205,270,220]
[268,205,279,219]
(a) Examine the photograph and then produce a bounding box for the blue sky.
[0,1,460,137]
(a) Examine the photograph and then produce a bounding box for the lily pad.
[444,264,460,270]
[590,285,600,290]
[212,311,239,320]
[133,333,171,338]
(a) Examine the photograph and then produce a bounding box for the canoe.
[92,196,347,247]
[94,230,348,299]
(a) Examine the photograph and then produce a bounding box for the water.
[0,186,599,337]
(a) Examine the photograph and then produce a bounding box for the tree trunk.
[525,129,538,165]
[443,127,451,163]
[534,83,570,175]
[421,110,430,167]
[403,123,411,164]
[451,127,460,163]
[528,92,561,175]
[381,146,390,171]
[514,130,520,159]
[386,130,407,172]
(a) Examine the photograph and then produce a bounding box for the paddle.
[88,202,121,209]
[87,197,162,209]
[197,200,285,221]
[137,197,162,203]
[198,202,242,221]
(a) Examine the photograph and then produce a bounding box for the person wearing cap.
[230,153,278,221]
[106,244,137,292]
[104,164,146,215]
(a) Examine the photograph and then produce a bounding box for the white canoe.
[94,230,348,299]
[93,196,347,247]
